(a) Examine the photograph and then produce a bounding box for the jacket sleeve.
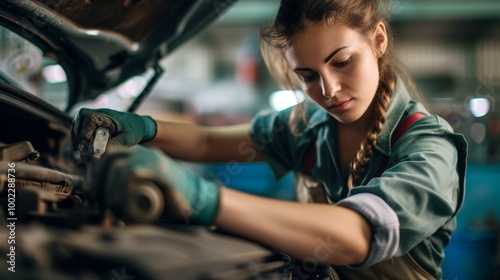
[250,109,295,179]
[349,115,467,255]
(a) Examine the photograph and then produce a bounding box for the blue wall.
[442,163,500,279]
[202,162,296,200]
[455,164,500,230]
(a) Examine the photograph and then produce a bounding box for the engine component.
[0,162,82,197]
[0,141,40,162]
[122,179,165,223]
[0,224,285,280]
[18,186,60,218]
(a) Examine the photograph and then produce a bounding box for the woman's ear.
[372,22,388,57]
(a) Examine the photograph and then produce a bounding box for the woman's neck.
[338,100,377,135]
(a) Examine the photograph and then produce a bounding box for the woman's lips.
[329,99,351,111]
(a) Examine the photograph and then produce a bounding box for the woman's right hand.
[87,145,220,225]
[71,108,157,161]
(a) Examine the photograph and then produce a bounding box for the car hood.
[0,0,237,110]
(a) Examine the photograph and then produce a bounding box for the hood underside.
[34,0,176,43]
[0,0,238,110]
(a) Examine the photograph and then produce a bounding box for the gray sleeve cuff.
[335,193,400,269]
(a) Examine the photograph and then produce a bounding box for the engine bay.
[0,84,286,280]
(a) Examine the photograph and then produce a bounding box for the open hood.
[0,0,238,110]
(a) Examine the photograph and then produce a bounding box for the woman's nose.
[320,75,340,99]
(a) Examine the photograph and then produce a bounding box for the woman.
[71,0,467,278]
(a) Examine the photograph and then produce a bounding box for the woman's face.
[285,22,386,125]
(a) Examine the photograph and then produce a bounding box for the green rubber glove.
[71,108,157,160]
[88,145,220,226]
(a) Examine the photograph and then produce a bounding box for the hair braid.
[347,81,392,189]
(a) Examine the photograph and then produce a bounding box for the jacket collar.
[303,78,412,155]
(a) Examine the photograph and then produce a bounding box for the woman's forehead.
[284,23,362,67]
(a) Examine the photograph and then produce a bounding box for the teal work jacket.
[250,80,467,279]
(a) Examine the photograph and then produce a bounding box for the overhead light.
[269,90,305,111]
[42,64,67,84]
[469,97,490,118]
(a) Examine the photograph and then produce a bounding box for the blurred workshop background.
[1,0,500,279]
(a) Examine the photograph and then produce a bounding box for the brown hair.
[261,0,397,189]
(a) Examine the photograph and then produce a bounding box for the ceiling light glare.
[42,64,67,84]
[269,90,305,111]
[469,98,490,118]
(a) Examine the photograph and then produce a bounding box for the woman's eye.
[334,58,352,68]
[301,73,318,83]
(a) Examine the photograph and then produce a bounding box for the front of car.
[0,1,286,279]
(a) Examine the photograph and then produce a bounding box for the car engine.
[0,81,287,280]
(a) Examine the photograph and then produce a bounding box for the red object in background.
[489,115,500,136]
[236,53,259,86]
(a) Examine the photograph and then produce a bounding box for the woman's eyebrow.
[293,46,350,72]
[324,46,349,63]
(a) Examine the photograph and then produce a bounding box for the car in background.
[0,1,287,279]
